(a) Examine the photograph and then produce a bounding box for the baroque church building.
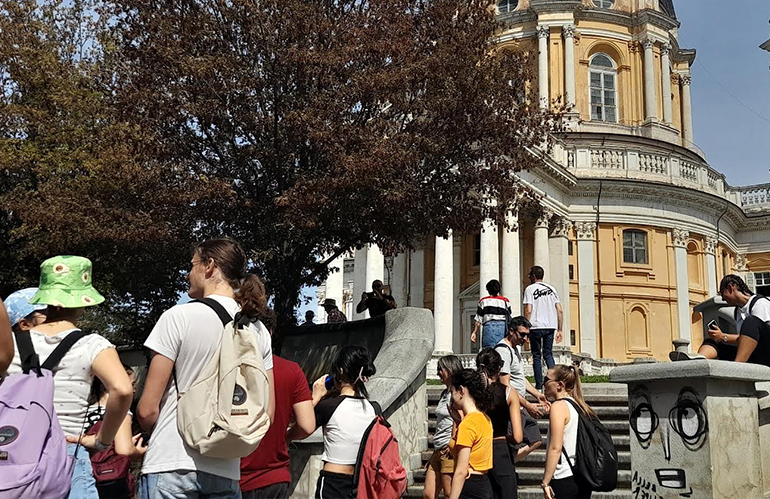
[318,0,770,363]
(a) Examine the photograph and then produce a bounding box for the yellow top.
[450,411,493,473]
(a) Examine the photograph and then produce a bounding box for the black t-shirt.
[364,293,395,317]
[739,315,770,367]
[487,382,510,438]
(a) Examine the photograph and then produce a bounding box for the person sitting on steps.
[672,274,770,366]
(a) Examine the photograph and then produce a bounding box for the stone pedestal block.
[611,361,770,499]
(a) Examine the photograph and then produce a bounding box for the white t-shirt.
[523,282,560,329]
[6,329,114,436]
[495,340,526,397]
[736,296,770,333]
[142,295,273,481]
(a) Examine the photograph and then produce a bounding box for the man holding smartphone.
[674,274,770,366]
[356,280,397,318]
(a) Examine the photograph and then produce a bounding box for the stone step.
[427,418,629,435]
[404,484,632,498]
[516,468,632,487]
[428,404,629,419]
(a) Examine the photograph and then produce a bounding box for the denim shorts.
[139,470,241,499]
[67,443,99,499]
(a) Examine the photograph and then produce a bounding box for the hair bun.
[364,362,377,378]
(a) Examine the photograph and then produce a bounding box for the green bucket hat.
[29,255,105,308]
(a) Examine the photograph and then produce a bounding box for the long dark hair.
[550,364,595,417]
[451,369,493,413]
[719,274,753,297]
[475,347,503,380]
[194,238,269,319]
[332,345,376,399]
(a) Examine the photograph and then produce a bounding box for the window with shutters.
[589,53,618,123]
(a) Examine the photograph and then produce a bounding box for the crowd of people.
[2,236,764,499]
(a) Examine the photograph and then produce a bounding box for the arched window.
[595,0,614,8]
[623,229,647,264]
[497,0,518,13]
[589,53,617,123]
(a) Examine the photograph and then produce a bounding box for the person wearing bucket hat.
[5,287,48,331]
[322,298,347,324]
[6,255,133,499]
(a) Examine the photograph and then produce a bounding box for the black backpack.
[560,398,618,492]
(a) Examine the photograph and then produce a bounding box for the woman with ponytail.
[137,237,275,499]
[541,365,594,499]
[311,345,379,498]
[448,369,494,499]
[476,348,523,499]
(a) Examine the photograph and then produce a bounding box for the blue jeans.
[67,443,99,499]
[482,320,507,348]
[531,329,555,389]
[139,471,242,499]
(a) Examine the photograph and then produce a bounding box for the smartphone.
[140,432,150,447]
[324,375,334,391]
[708,319,718,330]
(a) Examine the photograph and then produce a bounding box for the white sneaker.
[669,351,706,362]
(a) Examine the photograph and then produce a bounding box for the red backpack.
[351,412,407,499]
[85,420,135,498]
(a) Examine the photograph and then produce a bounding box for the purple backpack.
[0,330,89,499]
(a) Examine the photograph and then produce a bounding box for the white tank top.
[549,397,579,480]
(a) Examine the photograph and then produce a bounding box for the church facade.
[317,0,770,363]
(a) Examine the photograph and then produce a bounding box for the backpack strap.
[41,330,90,371]
[13,330,40,374]
[192,298,233,326]
[559,398,581,474]
[749,295,769,316]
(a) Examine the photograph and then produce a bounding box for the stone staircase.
[405,384,632,499]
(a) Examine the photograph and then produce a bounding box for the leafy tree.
[1,0,561,345]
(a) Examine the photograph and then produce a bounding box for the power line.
[694,59,770,124]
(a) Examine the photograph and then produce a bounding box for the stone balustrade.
[552,142,770,213]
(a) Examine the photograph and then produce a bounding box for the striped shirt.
[475,295,511,325]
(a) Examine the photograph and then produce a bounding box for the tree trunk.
[272,282,301,355]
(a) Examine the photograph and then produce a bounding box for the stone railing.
[736,183,770,212]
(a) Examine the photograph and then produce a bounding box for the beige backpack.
[175,298,271,459]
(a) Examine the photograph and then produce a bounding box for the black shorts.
[315,470,354,499]
[460,474,493,499]
[701,338,737,361]
[242,482,290,499]
[488,440,517,499]
[510,408,543,450]
[550,476,592,499]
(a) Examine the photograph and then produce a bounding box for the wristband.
[93,436,110,451]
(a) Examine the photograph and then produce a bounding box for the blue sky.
[298,1,770,321]
[676,0,770,186]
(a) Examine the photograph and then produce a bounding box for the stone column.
[409,248,425,308]
[563,24,576,108]
[325,254,345,321]
[365,244,384,318]
[353,247,368,320]
[390,252,408,309]
[705,236,718,298]
[611,361,770,499]
[575,222,597,357]
[501,211,522,315]
[549,218,572,347]
[673,229,691,345]
[534,208,552,271]
[480,216,500,300]
[434,233,454,354]
[537,25,550,109]
[661,44,673,124]
[681,74,694,144]
[643,38,657,121]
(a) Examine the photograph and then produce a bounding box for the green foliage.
[1,0,562,344]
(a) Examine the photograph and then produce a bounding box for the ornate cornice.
[575,221,597,240]
[672,228,690,248]
[550,218,572,238]
[705,235,718,254]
